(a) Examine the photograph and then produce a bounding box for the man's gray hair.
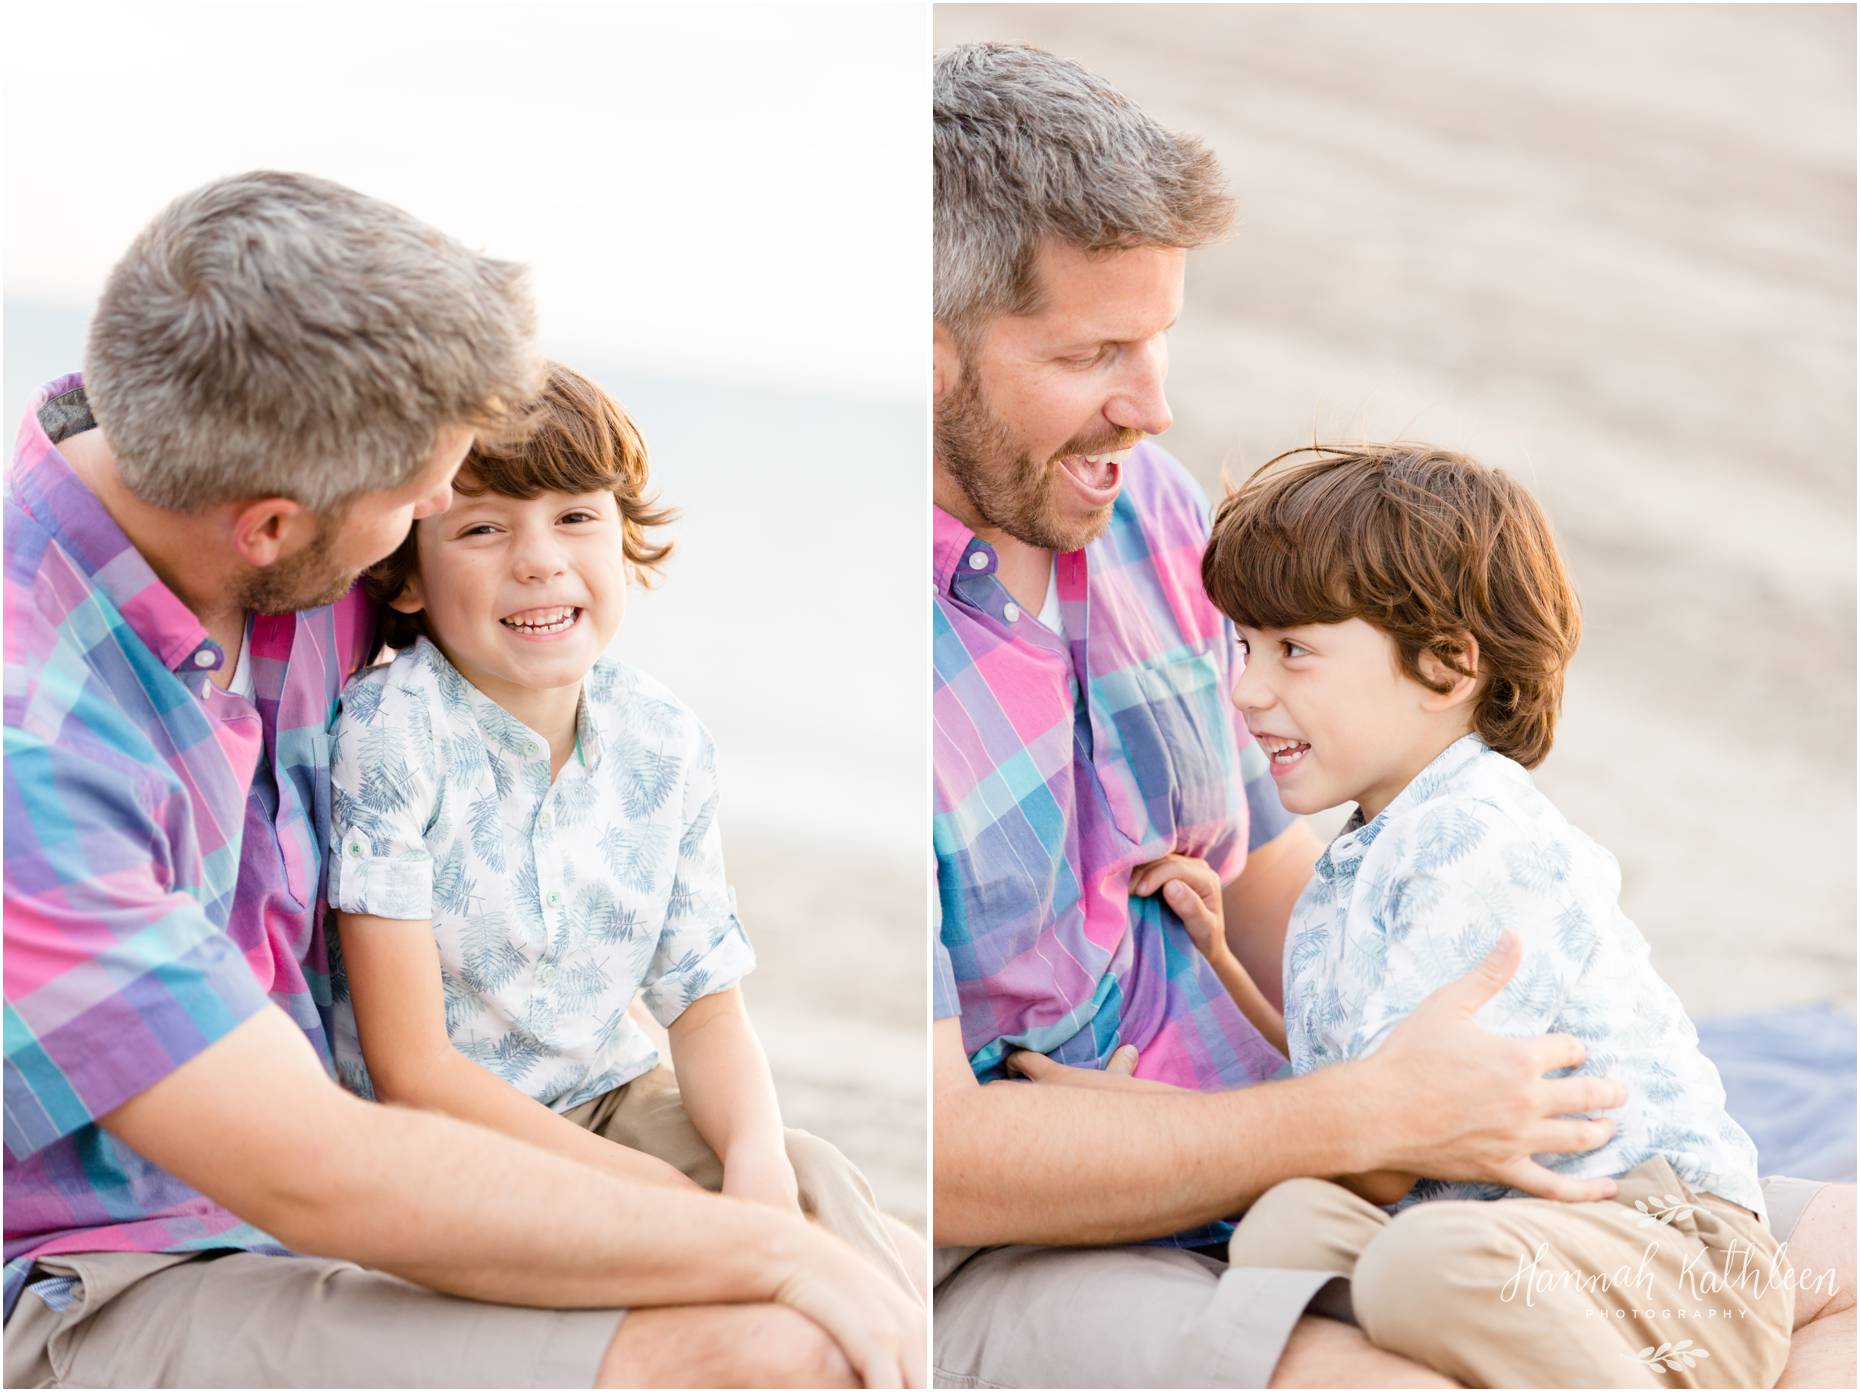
[86,171,540,513]
[934,43,1235,342]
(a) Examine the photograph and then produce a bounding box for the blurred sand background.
[936,4,1856,1022]
[5,4,925,1232]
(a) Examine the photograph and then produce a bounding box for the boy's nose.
[1230,658,1272,714]
[512,535,567,580]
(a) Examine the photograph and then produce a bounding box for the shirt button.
[193,650,216,668]
[1002,602,1020,623]
[546,891,560,906]
[525,742,540,757]
[348,841,362,856]
[967,552,989,570]
[538,813,553,830]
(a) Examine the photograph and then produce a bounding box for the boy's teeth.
[501,607,578,632]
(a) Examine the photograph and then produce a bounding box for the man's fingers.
[1530,1032,1590,1076]
[1526,1117,1618,1157]
[1104,1044,1140,1076]
[1498,1157,1620,1204]
[1003,1050,1054,1081]
[1425,930,1521,1016]
[1539,1073,1627,1116]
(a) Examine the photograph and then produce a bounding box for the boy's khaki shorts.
[5,1066,915,1389]
[1226,1156,1794,1389]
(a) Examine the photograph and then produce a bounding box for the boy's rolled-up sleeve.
[637,723,755,1026]
[326,670,439,921]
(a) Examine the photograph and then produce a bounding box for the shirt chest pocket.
[270,725,333,911]
[1087,648,1243,859]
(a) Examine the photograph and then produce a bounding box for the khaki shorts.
[1226,1157,1793,1388]
[7,1066,911,1389]
[932,1171,1826,1389]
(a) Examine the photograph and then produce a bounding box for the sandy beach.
[936,4,1856,1020]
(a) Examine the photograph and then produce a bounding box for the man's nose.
[1104,337,1173,438]
[412,482,454,521]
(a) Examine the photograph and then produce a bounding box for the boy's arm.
[340,910,697,1191]
[669,986,800,1213]
[101,1006,925,1388]
[1130,853,1287,1056]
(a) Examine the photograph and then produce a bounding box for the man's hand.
[1362,931,1627,1203]
[1004,1044,1182,1092]
[769,1225,927,1388]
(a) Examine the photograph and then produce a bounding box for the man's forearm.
[933,1062,1384,1247]
[280,1087,802,1308]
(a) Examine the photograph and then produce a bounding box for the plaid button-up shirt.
[4,375,377,1316]
[934,443,1293,1124]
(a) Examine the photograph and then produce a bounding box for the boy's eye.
[1234,637,1251,658]
[559,510,598,524]
[459,523,500,537]
[1281,640,1309,659]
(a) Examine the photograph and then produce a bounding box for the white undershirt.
[1037,556,1063,636]
[224,620,254,699]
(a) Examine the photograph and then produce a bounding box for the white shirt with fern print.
[325,636,755,1111]
[1283,733,1763,1219]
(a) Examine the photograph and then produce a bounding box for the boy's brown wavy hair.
[367,363,676,651]
[1201,443,1581,769]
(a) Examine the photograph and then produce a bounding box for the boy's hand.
[724,1146,803,1216]
[1131,854,1228,962]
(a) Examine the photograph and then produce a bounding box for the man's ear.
[1418,633,1482,710]
[227,497,315,569]
[933,321,961,402]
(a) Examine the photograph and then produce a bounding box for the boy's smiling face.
[392,480,627,709]
[1232,617,1478,822]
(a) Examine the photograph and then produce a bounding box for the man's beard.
[935,370,1138,553]
[234,508,368,615]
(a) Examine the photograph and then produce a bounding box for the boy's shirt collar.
[1316,732,1490,881]
[407,634,606,772]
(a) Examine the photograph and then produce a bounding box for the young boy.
[325,363,918,1296]
[1140,443,1790,1387]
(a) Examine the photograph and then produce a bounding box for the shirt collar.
[933,505,984,593]
[414,634,601,773]
[1317,733,1491,880]
[10,374,226,681]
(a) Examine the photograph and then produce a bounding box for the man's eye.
[1065,346,1112,366]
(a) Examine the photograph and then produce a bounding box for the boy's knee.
[1230,1178,1361,1268]
[1352,1203,1523,1353]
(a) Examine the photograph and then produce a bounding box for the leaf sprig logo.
[1631,1194,1700,1228]
[1627,1339,1711,1375]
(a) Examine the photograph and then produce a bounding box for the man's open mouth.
[500,606,581,634]
[1057,451,1125,504]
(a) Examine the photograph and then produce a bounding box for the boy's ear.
[387,572,426,615]
[1418,633,1482,710]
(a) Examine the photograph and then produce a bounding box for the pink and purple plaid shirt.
[933,442,1293,1098]
[4,376,376,1316]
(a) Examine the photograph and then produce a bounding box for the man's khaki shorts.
[7,1067,912,1389]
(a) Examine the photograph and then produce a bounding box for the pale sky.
[3,1,924,403]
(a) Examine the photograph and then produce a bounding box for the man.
[4,171,924,1389]
[930,43,1852,1389]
